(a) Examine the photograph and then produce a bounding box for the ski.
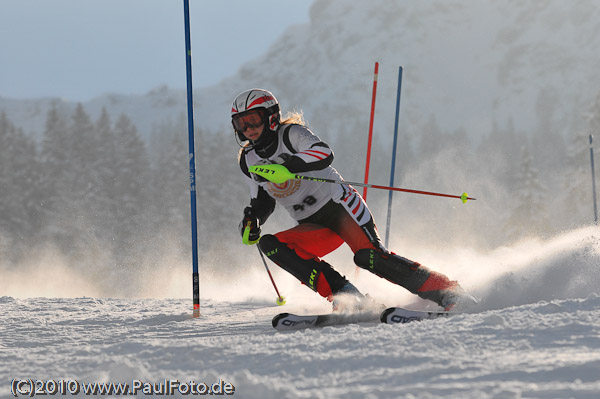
[272,311,381,331]
[272,308,447,330]
[380,307,450,324]
[272,307,453,331]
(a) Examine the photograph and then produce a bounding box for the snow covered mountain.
[200,0,600,141]
[2,0,599,143]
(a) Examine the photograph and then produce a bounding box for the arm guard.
[281,125,334,173]
[249,187,276,225]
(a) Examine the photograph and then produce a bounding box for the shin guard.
[354,249,457,306]
[259,234,349,299]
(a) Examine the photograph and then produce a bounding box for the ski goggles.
[232,109,265,133]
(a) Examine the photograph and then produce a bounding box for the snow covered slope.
[2,295,599,399]
[2,226,599,398]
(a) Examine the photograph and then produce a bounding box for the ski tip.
[272,313,290,328]
[380,307,395,323]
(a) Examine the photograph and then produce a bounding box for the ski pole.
[249,164,476,203]
[257,246,286,306]
[244,223,286,306]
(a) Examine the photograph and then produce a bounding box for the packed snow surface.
[2,226,600,398]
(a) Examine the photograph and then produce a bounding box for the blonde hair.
[280,110,307,126]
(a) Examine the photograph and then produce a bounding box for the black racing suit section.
[239,147,275,224]
[249,187,275,225]
[280,142,334,173]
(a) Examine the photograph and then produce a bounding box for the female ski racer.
[233,88,465,311]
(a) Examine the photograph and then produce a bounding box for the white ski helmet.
[231,88,281,142]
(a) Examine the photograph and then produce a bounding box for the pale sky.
[0,0,312,102]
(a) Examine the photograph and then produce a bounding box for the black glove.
[239,207,261,243]
[251,159,271,183]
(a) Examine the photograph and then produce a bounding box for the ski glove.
[239,207,261,245]
[251,154,293,182]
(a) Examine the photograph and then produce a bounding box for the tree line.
[0,105,246,291]
[1,92,599,291]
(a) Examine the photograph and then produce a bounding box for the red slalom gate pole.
[363,62,379,201]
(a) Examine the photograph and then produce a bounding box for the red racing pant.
[258,191,458,306]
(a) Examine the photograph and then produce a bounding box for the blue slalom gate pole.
[384,66,403,248]
[183,0,200,317]
[590,134,598,225]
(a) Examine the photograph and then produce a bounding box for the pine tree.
[112,113,151,253]
[555,92,600,228]
[69,103,100,207]
[144,116,191,271]
[39,106,68,218]
[561,129,593,227]
[0,112,40,256]
[578,91,600,224]
[589,93,600,136]
[93,108,120,249]
[149,117,189,236]
[39,104,102,255]
[506,145,550,240]
[0,112,19,238]
[195,126,247,246]
[531,87,566,174]
[478,117,522,190]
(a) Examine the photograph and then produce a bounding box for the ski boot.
[439,285,478,311]
[331,282,384,314]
